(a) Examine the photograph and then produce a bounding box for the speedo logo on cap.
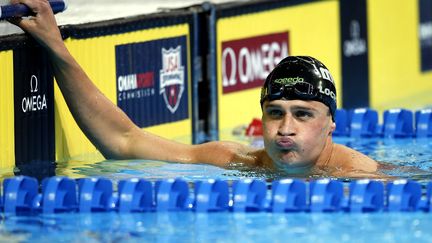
[273,77,304,85]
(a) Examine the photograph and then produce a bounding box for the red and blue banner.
[115,36,189,128]
[221,32,289,94]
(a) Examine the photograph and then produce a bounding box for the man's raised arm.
[9,0,154,159]
[9,0,255,167]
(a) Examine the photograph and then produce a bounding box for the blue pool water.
[58,137,432,183]
[3,212,432,242]
[4,137,432,242]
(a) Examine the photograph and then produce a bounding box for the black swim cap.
[260,56,337,121]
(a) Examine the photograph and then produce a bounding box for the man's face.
[262,99,335,170]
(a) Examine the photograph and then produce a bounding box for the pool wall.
[0,0,431,171]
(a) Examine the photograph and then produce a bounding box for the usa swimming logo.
[159,46,184,113]
[115,36,189,128]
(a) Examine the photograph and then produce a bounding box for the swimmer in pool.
[10,0,379,177]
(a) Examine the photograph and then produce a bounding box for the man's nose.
[278,114,296,136]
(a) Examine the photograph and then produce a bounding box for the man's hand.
[8,0,63,50]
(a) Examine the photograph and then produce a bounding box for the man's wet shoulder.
[330,143,378,172]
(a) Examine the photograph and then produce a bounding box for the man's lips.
[275,138,295,149]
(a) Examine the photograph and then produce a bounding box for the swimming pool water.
[4,137,432,242]
[51,137,432,182]
[3,211,432,242]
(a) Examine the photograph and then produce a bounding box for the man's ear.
[329,121,336,135]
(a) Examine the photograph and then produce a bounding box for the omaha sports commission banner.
[55,22,192,161]
[216,1,340,141]
[116,36,189,128]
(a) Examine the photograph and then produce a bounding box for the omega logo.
[30,75,38,93]
[419,21,432,45]
[222,42,288,88]
[21,75,47,113]
[343,20,367,57]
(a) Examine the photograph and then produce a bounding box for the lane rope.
[2,176,431,214]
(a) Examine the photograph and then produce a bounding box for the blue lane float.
[232,179,267,212]
[271,179,306,213]
[2,176,432,214]
[3,176,38,213]
[77,177,113,212]
[383,109,414,138]
[416,109,432,138]
[194,179,229,212]
[155,179,191,211]
[309,179,344,212]
[386,180,422,212]
[334,108,432,138]
[117,178,153,213]
[37,176,78,214]
[349,108,378,138]
[349,179,384,212]
[427,182,432,211]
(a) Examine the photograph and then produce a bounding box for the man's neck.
[314,136,334,168]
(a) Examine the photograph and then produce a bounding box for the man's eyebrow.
[264,104,282,109]
[290,105,317,112]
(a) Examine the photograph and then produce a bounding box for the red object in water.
[246,118,263,136]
